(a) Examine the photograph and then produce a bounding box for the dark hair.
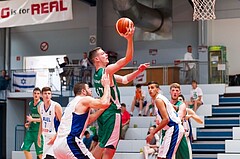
[84,130,90,136]
[1,70,6,74]
[74,82,87,96]
[121,103,126,107]
[92,135,98,142]
[178,94,185,101]
[147,81,159,88]
[88,47,102,65]
[136,84,142,88]
[187,45,192,48]
[147,125,156,135]
[64,56,70,64]
[192,80,197,84]
[33,87,41,93]
[42,87,51,93]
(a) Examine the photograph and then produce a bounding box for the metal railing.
[15,125,25,151]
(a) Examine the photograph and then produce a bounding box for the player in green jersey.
[21,87,43,159]
[169,83,190,159]
[88,26,149,158]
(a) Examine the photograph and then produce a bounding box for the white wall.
[208,18,240,75]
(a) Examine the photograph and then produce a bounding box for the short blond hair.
[170,83,181,90]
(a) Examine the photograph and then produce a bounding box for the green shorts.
[176,135,190,159]
[21,130,43,155]
[97,109,121,149]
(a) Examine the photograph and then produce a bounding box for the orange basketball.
[116,17,134,35]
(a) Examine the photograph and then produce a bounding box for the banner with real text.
[0,0,72,28]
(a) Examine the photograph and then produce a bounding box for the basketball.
[116,17,134,35]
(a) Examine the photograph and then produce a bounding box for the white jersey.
[53,96,94,159]
[40,100,60,136]
[57,96,89,139]
[154,94,181,130]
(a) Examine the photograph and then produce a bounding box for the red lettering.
[41,2,49,14]
[50,2,59,12]
[1,8,10,19]
[59,0,67,11]
[31,4,40,15]
[31,0,68,15]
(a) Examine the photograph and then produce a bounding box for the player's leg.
[23,151,32,159]
[22,131,34,159]
[97,113,121,159]
[91,144,104,159]
[102,148,116,159]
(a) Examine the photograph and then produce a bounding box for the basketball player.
[38,87,62,159]
[146,81,184,159]
[178,94,203,159]
[169,83,190,159]
[88,25,149,158]
[21,87,43,159]
[53,73,111,159]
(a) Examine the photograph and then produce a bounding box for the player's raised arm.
[105,21,135,75]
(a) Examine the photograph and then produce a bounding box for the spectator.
[121,103,130,139]
[80,52,92,84]
[83,130,93,150]
[57,56,71,86]
[143,102,155,116]
[184,45,196,84]
[130,84,147,116]
[143,125,159,159]
[187,80,203,112]
[0,70,10,90]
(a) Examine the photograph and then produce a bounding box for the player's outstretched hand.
[101,73,110,87]
[120,23,135,40]
[138,63,150,72]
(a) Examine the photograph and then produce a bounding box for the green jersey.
[28,100,42,132]
[93,68,121,111]
[174,101,183,112]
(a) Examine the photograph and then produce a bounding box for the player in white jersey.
[146,81,184,159]
[53,73,111,159]
[38,87,62,159]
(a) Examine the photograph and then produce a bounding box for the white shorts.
[158,124,184,158]
[43,134,55,158]
[53,136,95,159]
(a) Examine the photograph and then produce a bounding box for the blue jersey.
[57,96,89,139]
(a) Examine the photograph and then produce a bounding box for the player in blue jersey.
[53,73,111,159]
